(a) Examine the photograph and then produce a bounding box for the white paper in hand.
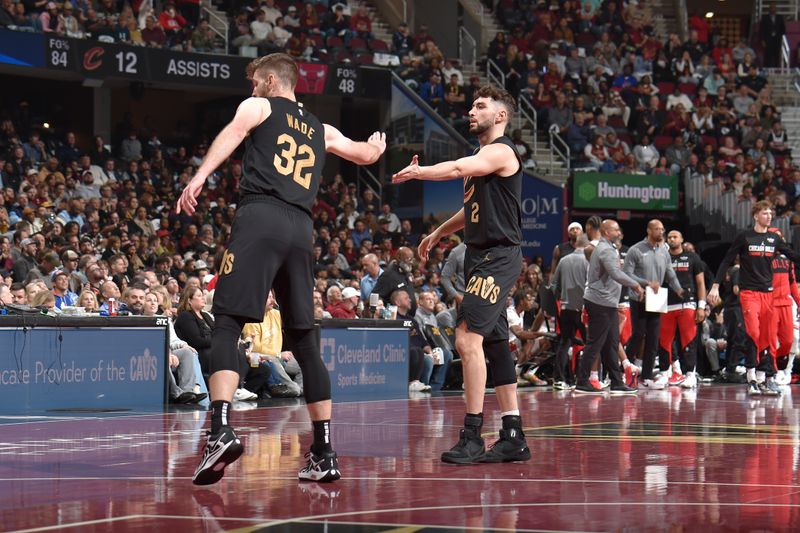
[645,286,668,313]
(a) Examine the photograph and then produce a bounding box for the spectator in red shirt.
[328,286,360,318]
[711,37,732,68]
[688,10,710,43]
[350,5,373,41]
[158,4,186,48]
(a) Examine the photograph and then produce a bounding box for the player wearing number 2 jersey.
[392,85,531,465]
[176,53,386,486]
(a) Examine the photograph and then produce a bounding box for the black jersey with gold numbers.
[463,135,522,249]
[240,97,326,214]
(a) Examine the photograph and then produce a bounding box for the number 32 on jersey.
[273,133,316,189]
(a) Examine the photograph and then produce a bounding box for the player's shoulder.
[241,96,271,111]
[482,138,516,156]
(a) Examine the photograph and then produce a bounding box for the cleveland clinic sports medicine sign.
[319,321,409,402]
[573,172,679,211]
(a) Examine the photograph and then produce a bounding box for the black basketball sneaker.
[299,449,341,482]
[481,427,531,463]
[441,427,486,464]
[192,426,244,485]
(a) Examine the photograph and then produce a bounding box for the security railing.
[549,129,570,174]
[201,6,228,55]
[458,26,477,71]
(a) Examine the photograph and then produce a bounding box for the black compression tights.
[484,338,517,387]
[284,328,331,404]
[209,314,248,374]
[210,317,331,403]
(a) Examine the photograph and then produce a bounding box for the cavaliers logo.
[220,250,235,275]
[465,275,500,304]
[463,176,475,202]
[83,47,104,71]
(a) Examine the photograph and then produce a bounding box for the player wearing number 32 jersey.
[176,53,386,486]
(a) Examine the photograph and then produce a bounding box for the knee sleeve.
[285,328,331,404]
[485,338,517,387]
[209,314,248,374]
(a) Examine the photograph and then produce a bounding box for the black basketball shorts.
[457,245,522,342]
[212,196,315,328]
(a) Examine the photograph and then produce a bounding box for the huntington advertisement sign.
[573,172,679,211]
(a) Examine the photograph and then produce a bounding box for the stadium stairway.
[201,0,230,49]
[457,0,678,184]
[457,0,568,182]
[768,70,800,163]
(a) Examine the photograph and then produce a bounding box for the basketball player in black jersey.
[393,85,531,464]
[177,54,386,485]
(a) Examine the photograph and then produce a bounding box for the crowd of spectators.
[0,0,398,61]
[479,0,797,210]
[0,0,225,52]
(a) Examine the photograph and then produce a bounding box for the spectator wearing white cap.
[75,170,101,199]
[279,5,298,31]
[328,286,360,319]
[51,269,78,309]
[551,222,584,275]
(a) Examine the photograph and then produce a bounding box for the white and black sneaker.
[192,426,244,486]
[763,379,783,396]
[299,449,341,482]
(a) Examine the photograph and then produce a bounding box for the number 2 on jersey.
[471,202,479,223]
[273,133,316,189]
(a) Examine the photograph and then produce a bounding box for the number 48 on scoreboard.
[333,66,360,96]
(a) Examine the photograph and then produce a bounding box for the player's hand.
[633,285,644,298]
[417,231,438,263]
[676,287,685,299]
[367,131,386,160]
[176,175,206,215]
[169,353,179,369]
[695,307,705,324]
[647,281,660,292]
[392,154,421,184]
[707,286,720,307]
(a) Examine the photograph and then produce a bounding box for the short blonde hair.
[246,53,298,90]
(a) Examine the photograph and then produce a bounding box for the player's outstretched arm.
[392,143,515,184]
[418,208,465,262]
[324,124,385,165]
[177,98,269,215]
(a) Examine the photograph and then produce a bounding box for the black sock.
[311,419,333,455]
[464,412,483,435]
[210,400,231,434]
[502,414,522,431]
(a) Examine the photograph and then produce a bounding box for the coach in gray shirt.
[440,242,466,304]
[623,219,683,386]
[551,235,590,387]
[576,220,647,394]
